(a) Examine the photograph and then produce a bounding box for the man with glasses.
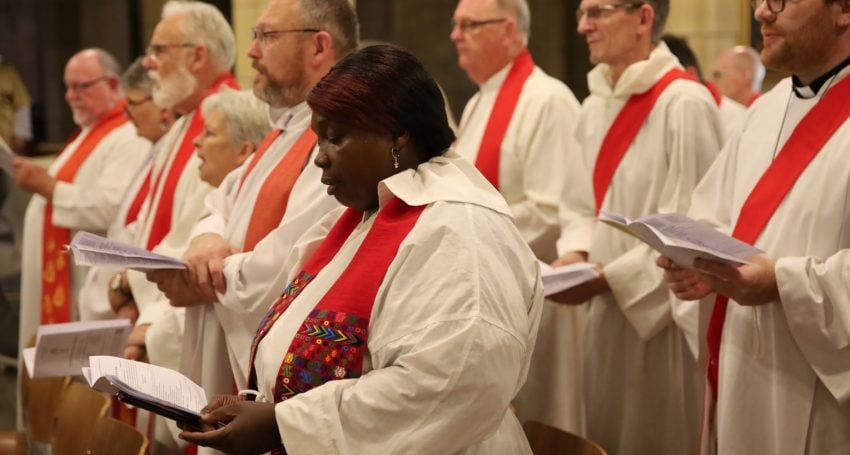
[449,0,584,436]
[658,0,850,452]
[550,0,722,453]
[105,2,237,453]
[12,48,149,370]
[146,0,355,442]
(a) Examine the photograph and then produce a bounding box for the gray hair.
[201,88,271,149]
[738,46,765,92]
[300,0,360,57]
[496,0,531,42]
[120,57,154,93]
[82,47,122,77]
[645,0,670,43]
[162,1,236,71]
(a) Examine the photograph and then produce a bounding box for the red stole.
[123,168,151,226]
[474,49,535,189]
[40,101,128,323]
[144,73,239,250]
[747,92,762,107]
[592,68,694,213]
[706,75,850,401]
[247,198,425,402]
[239,127,318,251]
[704,81,723,106]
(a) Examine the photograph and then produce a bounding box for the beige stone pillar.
[666,0,752,76]
[231,0,266,89]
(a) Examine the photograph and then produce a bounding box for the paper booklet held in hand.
[22,319,131,378]
[84,356,208,430]
[598,211,763,268]
[68,231,187,270]
[538,261,599,296]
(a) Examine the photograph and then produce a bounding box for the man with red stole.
[149,0,354,425]
[549,0,722,453]
[449,0,585,435]
[107,2,238,453]
[14,48,149,366]
[659,0,850,453]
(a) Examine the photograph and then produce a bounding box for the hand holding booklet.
[68,231,186,270]
[84,356,208,430]
[598,211,763,268]
[539,261,599,296]
[22,319,131,378]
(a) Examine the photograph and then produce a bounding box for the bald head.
[64,48,122,126]
[711,46,764,106]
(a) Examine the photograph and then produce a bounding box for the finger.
[209,259,227,295]
[655,256,678,270]
[694,259,739,281]
[179,427,226,447]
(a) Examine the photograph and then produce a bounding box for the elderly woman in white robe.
[179,44,544,454]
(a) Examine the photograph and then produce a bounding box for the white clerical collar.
[791,54,850,99]
[479,56,521,93]
[268,101,311,131]
[588,42,679,98]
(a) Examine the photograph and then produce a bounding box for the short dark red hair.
[307,44,455,162]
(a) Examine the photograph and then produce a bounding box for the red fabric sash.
[704,81,723,106]
[238,128,282,190]
[40,101,128,323]
[747,92,762,107]
[241,127,317,251]
[124,168,151,227]
[247,198,425,401]
[474,49,535,189]
[592,68,694,213]
[706,74,850,402]
[144,73,239,250]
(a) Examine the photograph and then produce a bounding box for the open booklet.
[68,231,186,270]
[538,261,599,296]
[0,135,17,174]
[598,211,762,268]
[22,319,131,378]
[84,356,208,430]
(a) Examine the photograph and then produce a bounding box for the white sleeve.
[509,85,580,258]
[604,92,723,340]
[51,128,151,231]
[776,252,850,403]
[556,111,597,256]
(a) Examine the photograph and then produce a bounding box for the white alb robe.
[182,102,338,400]
[718,95,746,141]
[249,152,543,454]
[124,112,214,454]
[453,52,587,436]
[77,148,154,321]
[557,42,723,454]
[687,73,850,454]
[18,120,149,353]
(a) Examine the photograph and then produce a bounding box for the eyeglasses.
[576,2,645,22]
[451,18,507,34]
[251,27,321,47]
[123,95,153,115]
[750,0,785,13]
[65,75,110,93]
[145,43,195,61]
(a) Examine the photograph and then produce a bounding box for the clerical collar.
[791,54,850,99]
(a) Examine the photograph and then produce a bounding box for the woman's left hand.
[179,401,282,454]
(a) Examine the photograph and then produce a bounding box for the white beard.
[150,64,196,109]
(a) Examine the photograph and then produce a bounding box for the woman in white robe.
[180,44,543,455]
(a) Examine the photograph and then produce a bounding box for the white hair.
[162,1,236,71]
[201,88,271,149]
[497,0,530,42]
